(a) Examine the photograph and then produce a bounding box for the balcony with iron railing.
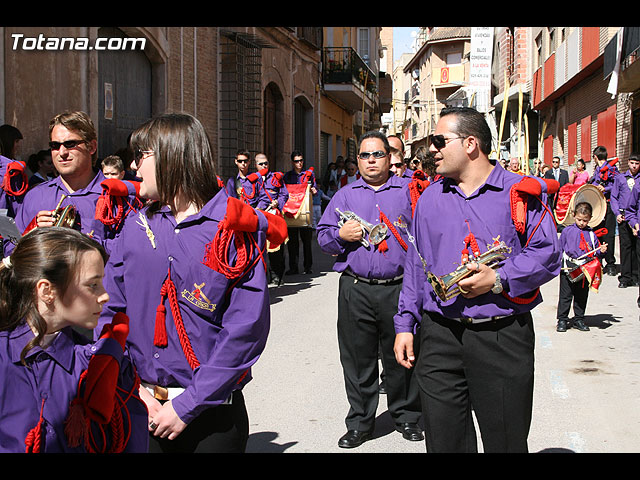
[322,47,378,112]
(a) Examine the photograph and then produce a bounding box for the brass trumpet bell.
[336,208,388,248]
[427,241,512,301]
[52,195,77,229]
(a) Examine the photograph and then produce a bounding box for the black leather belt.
[343,268,403,285]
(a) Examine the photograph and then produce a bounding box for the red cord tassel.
[154,285,168,347]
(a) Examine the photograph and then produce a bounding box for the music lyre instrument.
[427,241,512,301]
[336,208,388,248]
[52,194,77,228]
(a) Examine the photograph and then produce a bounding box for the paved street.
[244,232,640,453]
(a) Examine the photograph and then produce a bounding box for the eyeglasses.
[49,139,86,150]
[357,150,388,160]
[133,148,154,162]
[428,134,467,150]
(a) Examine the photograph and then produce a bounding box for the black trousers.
[268,246,285,280]
[619,221,638,284]
[287,227,313,272]
[337,273,422,432]
[415,311,534,453]
[148,390,249,453]
[596,203,616,267]
[557,271,589,322]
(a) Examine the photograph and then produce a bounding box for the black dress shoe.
[556,319,568,332]
[338,430,372,448]
[605,265,617,276]
[304,268,313,274]
[395,423,424,442]
[619,281,629,288]
[573,319,590,331]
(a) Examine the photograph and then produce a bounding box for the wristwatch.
[491,270,503,294]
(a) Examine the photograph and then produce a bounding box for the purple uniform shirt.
[97,188,271,424]
[589,162,620,199]
[225,173,270,210]
[559,223,604,263]
[624,180,640,227]
[0,323,148,453]
[261,171,289,211]
[9,171,130,254]
[283,169,317,189]
[317,174,412,280]
[394,167,561,333]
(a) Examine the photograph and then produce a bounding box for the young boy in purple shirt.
[556,202,608,332]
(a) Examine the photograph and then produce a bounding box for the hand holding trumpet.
[456,262,498,298]
[339,219,365,243]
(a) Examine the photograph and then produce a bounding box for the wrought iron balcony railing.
[322,47,377,95]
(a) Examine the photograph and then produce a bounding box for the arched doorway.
[294,95,314,168]
[264,82,284,172]
[97,27,152,162]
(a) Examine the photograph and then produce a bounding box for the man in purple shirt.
[318,130,423,449]
[283,151,316,275]
[589,146,619,275]
[225,149,269,210]
[9,111,133,259]
[394,107,561,453]
[616,154,640,288]
[256,152,289,286]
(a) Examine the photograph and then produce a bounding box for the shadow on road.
[246,431,298,453]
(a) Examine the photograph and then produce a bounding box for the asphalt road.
[244,232,640,453]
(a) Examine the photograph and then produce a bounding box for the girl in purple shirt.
[0,227,147,453]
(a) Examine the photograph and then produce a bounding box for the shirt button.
[174,228,180,234]
[154,352,160,359]
[168,256,174,262]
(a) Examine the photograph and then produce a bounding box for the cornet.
[52,194,77,228]
[336,208,388,248]
[427,241,512,301]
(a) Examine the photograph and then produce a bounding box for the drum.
[283,183,312,228]
[554,183,606,228]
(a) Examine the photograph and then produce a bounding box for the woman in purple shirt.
[0,227,147,453]
[97,113,271,453]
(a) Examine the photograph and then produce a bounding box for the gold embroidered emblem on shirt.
[181,282,216,312]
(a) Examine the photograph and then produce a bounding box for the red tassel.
[377,239,388,253]
[64,398,88,448]
[154,304,168,347]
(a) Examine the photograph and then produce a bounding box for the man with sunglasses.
[318,130,423,449]
[12,111,137,257]
[394,107,561,453]
[225,149,269,210]
[283,151,316,275]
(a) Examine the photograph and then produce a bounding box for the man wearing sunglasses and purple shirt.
[394,107,561,453]
[318,130,423,449]
[11,111,136,259]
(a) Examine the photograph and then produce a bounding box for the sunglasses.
[257,162,268,167]
[293,159,304,163]
[428,134,467,150]
[49,139,86,150]
[358,150,388,160]
[236,158,249,164]
[391,162,404,169]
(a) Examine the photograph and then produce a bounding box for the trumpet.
[52,195,77,228]
[336,208,388,248]
[427,241,512,301]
